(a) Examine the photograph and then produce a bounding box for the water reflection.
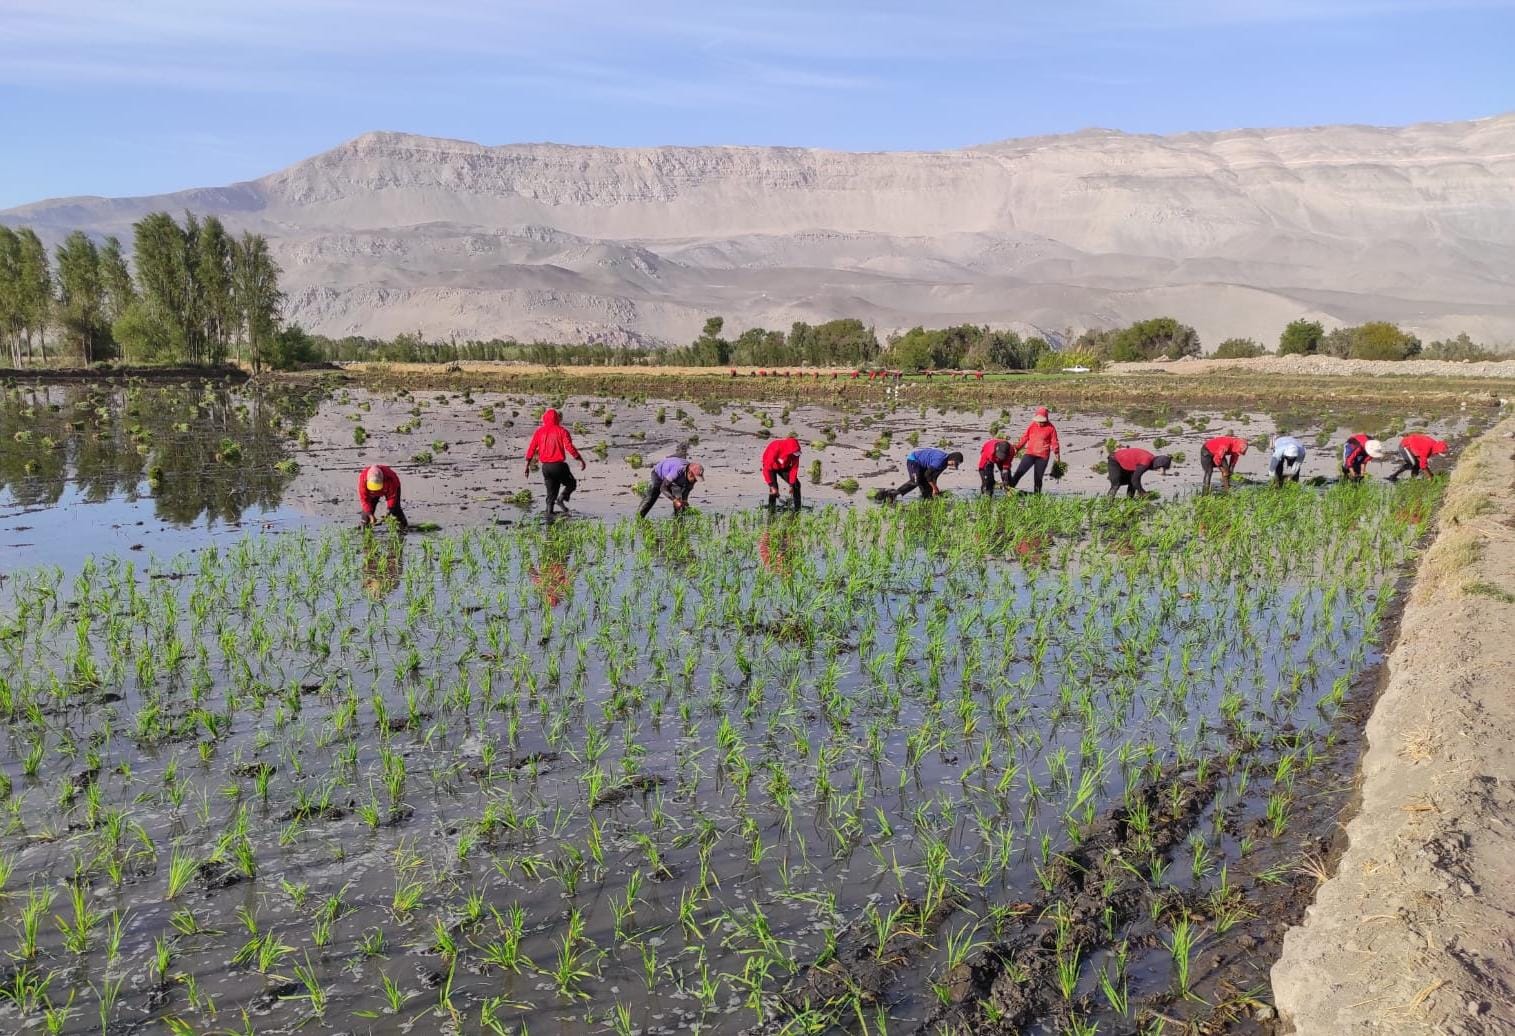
[362,531,406,600]
[0,380,323,526]
[530,532,574,608]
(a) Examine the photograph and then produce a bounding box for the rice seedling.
[1166,917,1200,997]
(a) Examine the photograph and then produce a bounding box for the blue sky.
[1,0,1512,208]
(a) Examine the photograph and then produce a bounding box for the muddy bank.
[1273,417,1515,1034]
[1112,354,1515,381]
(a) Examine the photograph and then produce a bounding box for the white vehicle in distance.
[1060,365,1092,374]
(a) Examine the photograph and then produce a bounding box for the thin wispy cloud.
[0,0,1510,206]
[8,0,1507,94]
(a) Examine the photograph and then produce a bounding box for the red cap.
[1034,406,1050,419]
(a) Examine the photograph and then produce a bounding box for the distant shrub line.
[307,316,1506,371]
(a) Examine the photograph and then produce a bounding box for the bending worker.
[1269,436,1307,485]
[1200,434,1249,493]
[761,436,802,512]
[639,456,703,517]
[1008,407,1060,494]
[1341,434,1385,482]
[524,408,586,518]
[884,447,963,501]
[358,464,408,528]
[1107,446,1172,498]
[977,438,1015,496]
[1388,433,1448,481]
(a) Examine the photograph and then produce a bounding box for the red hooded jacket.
[1204,436,1249,465]
[979,438,1015,470]
[525,409,581,464]
[1400,433,1447,467]
[761,437,801,486]
[1111,447,1156,472]
[1344,434,1371,468]
[1014,421,1060,459]
[358,465,401,516]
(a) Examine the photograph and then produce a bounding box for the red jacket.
[525,409,581,464]
[1112,447,1155,472]
[978,438,1015,470]
[1204,436,1248,465]
[1344,434,1371,468]
[358,465,401,516]
[1400,433,1447,466]
[1014,421,1060,459]
[761,437,801,486]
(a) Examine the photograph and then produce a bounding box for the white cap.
[1364,439,1384,459]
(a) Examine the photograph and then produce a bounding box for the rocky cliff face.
[6,116,1514,347]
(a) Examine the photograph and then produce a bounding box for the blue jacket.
[907,447,951,472]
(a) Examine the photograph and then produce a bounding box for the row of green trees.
[879,325,1052,370]
[1274,319,1500,361]
[306,332,657,365]
[0,212,286,369]
[667,318,884,367]
[669,317,1063,370]
[1071,318,1502,364]
[308,315,1503,371]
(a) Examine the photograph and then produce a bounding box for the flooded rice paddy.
[0,377,1467,1034]
[0,378,1469,571]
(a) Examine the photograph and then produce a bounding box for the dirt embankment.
[1272,417,1515,1034]
[1112,354,1515,381]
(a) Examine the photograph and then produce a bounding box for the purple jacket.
[652,457,689,482]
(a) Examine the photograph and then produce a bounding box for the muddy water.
[0,379,1468,571]
[0,381,326,569]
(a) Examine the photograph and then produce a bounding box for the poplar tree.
[55,232,106,363]
[16,229,51,362]
[0,227,20,365]
[98,236,136,325]
[231,232,283,371]
[196,216,234,362]
[131,212,196,362]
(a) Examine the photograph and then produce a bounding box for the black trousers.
[895,460,936,499]
[1342,456,1368,480]
[1386,447,1422,482]
[639,474,690,517]
[766,473,801,511]
[1107,460,1148,498]
[1008,454,1048,494]
[979,464,1011,495]
[542,461,576,512]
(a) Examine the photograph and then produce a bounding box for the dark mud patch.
[920,761,1223,1034]
[504,751,560,771]
[591,773,667,808]
[746,890,968,1033]
[382,711,433,732]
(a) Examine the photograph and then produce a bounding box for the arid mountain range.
[5,114,1515,349]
